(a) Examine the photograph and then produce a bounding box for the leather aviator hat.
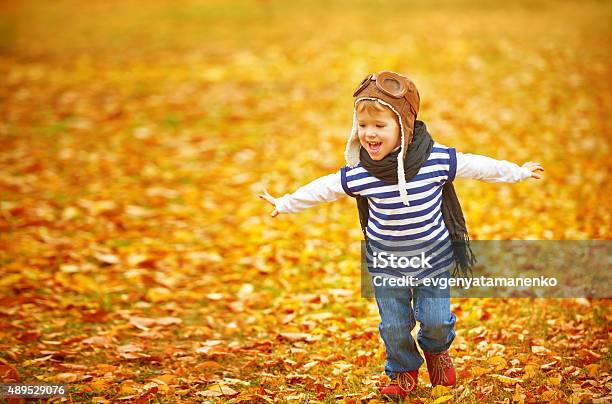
[344,71,421,206]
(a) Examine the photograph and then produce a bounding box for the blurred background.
[0,0,610,402]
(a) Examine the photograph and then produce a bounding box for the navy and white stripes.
[341,143,458,280]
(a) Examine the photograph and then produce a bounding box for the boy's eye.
[358,124,385,128]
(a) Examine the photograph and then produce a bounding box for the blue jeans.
[372,271,457,378]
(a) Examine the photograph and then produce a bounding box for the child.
[258,71,543,399]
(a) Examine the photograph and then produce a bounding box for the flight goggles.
[353,71,418,116]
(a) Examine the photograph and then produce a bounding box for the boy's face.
[356,106,401,160]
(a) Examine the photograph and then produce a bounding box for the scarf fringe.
[451,233,477,279]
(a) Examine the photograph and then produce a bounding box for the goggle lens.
[381,77,403,96]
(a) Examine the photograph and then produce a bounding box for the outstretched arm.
[258,171,346,217]
[455,152,544,182]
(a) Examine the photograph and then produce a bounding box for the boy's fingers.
[258,193,276,206]
[263,189,276,199]
[524,162,544,172]
[259,190,279,216]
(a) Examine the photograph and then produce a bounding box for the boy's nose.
[365,129,378,138]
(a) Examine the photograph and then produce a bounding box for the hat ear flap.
[344,108,361,167]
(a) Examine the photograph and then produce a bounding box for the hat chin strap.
[345,98,411,207]
[396,119,410,207]
[344,108,361,167]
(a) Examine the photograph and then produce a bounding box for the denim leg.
[374,284,424,377]
[413,272,456,354]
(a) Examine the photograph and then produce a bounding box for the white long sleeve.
[455,152,532,182]
[275,171,347,214]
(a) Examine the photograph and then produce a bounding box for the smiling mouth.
[367,141,382,153]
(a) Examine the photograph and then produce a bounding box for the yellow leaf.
[153,374,177,384]
[73,274,99,293]
[431,384,452,398]
[584,363,600,378]
[173,230,196,242]
[513,384,525,404]
[470,366,490,377]
[546,376,561,386]
[488,355,508,371]
[90,378,113,392]
[119,380,141,395]
[432,395,454,404]
[490,374,522,384]
[61,206,81,220]
[523,364,538,380]
[147,287,173,302]
[540,390,557,401]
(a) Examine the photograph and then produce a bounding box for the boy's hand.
[522,162,544,179]
[258,189,279,217]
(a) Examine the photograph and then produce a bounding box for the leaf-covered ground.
[0,0,610,402]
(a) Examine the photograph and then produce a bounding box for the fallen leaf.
[523,364,539,380]
[198,385,239,397]
[470,366,490,377]
[546,376,561,386]
[584,363,601,377]
[278,332,319,343]
[55,372,80,382]
[490,374,522,384]
[432,395,454,404]
[120,380,141,395]
[23,354,54,366]
[0,361,19,381]
[531,345,550,354]
[82,336,113,347]
[17,331,41,343]
[94,253,120,265]
[488,355,508,371]
[118,344,143,353]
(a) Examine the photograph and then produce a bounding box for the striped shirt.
[341,143,456,279]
